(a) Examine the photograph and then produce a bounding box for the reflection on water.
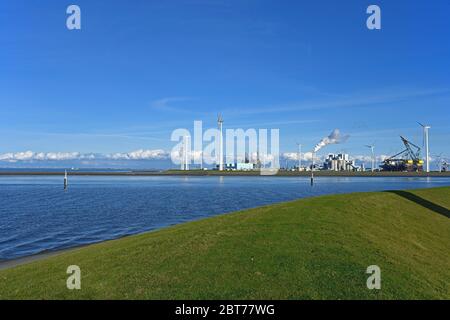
[0,176,448,260]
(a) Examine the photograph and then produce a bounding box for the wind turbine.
[296,143,302,171]
[418,122,431,173]
[217,114,224,171]
[365,144,375,172]
[184,135,190,170]
[433,153,442,172]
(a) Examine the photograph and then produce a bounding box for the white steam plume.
[313,129,349,152]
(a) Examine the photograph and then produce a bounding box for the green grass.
[0,187,449,300]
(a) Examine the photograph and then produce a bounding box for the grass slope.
[0,187,449,300]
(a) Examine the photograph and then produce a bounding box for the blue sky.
[0,0,449,168]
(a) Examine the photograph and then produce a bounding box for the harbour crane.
[381,136,424,172]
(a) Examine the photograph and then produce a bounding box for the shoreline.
[0,245,90,271]
[1,170,449,177]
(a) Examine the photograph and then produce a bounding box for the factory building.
[323,153,359,171]
[222,152,258,171]
[224,162,255,171]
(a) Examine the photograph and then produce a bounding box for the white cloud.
[0,151,34,161]
[150,97,192,110]
[352,154,391,162]
[41,152,83,161]
[0,150,170,162]
[107,149,168,160]
[0,150,439,165]
[282,152,315,161]
[170,150,204,163]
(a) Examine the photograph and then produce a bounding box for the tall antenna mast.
[218,114,224,171]
[180,138,185,170]
[184,135,190,171]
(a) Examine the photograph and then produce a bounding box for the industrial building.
[224,162,255,171]
[323,153,360,172]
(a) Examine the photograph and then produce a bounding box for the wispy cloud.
[223,88,450,116]
[228,119,320,127]
[150,97,193,111]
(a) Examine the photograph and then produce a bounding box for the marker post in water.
[64,170,68,190]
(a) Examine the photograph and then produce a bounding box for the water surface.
[0,176,448,260]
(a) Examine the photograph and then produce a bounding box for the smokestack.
[310,129,349,186]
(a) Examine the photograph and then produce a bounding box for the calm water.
[0,176,449,260]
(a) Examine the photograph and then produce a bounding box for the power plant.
[323,153,360,172]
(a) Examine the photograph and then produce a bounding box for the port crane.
[381,136,424,172]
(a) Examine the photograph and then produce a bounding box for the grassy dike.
[0,187,449,300]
